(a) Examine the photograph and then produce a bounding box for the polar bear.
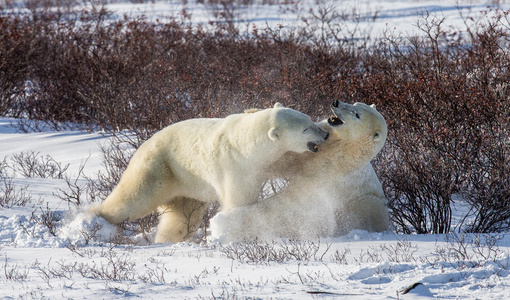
[210,100,388,241]
[93,103,329,243]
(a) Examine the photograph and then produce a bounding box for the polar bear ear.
[273,102,285,108]
[370,104,377,110]
[268,127,279,141]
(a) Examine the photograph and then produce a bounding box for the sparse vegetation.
[1,2,510,298]
[0,177,33,208]
[10,151,69,179]
[1,0,509,237]
[219,239,331,264]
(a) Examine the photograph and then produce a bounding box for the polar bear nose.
[307,142,319,152]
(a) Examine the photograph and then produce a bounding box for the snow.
[2,0,510,298]
[82,0,509,41]
[2,117,510,299]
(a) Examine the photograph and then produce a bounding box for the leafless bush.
[354,246,384,264]
[427,233,505,270]
[0,157,7,177]
[461,128,510,233]
[372,8,510,234]
[54,162,89,208]
[471,234,501,262]
[35,204,62,237]
[32,258,76,288]
[331,248,351,265]
[78,247,137,281]
[378,143,456,234]
[53,137,132,209]
[10,151,69,179]
[379,239,417,263]
[2,256,30,283]
[299,2,378,50]
[66,223,106,248]
[219,239,331,264]
[332,240,418,265]
[0,1,345,130]
[17,205,63,237]
[0,177,33,208]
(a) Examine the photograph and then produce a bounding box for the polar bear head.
[269,103,329,153]
[326,100,387,161]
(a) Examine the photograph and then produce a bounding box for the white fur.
[211,101,389,242]
[93,103,328,243]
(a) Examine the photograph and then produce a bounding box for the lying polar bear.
[93,103,329,243]
[211,100,389,241]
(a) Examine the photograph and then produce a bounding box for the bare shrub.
[66,242,99,258]
[2,256,30,283]
[0,2,348,130]
[355,246,384,264]
[461,134,510,233]
[77,247,137,282]
[331,248,351,265]
[219,239,331,264]
[427,233,505,270]
[380,239,417,263]
[35,204,63,237]
[0,177,33,208]
[299,2,378,50]
[0,157,8,177]
[54,162,90,208]
[377,140,457,234]
[10,151,69,179]
[372,8,510,234]
[17,205,64,238]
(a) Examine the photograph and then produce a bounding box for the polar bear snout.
[304,125,329,152]
[307,142,319,152]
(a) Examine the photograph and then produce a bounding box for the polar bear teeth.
[328,115,344,126]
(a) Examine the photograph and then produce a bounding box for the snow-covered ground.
[2,114,510,299]
[96,0,509,37]
[3,0,508,39]
[2,0,510,298]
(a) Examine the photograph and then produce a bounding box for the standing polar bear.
[211,100,389,241]
[93,103,329,243]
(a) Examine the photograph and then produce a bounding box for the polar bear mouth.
[327,115,344,126]
[307,142,319,152]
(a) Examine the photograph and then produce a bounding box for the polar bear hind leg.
[95,185,168,225]
[335,193,389,235]
[154,198,207,243]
